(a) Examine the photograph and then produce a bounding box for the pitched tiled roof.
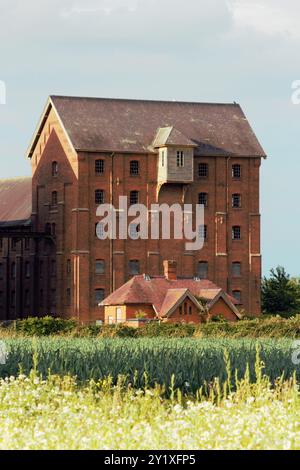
[45,96,266,157]
[101,275,236,314]
[0,177,32,224]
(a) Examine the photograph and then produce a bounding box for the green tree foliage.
[262,266,300,315]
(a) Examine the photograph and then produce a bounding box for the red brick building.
[101,260,241,325]
[0,96,266,322]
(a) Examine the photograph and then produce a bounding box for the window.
[11,291,15,308]
[95,260,105,275]
[66,288,71,306]
[179,306,183,315]
[96,222,105,239]
[198,192,208,207]
[0,263,3,280]
[198,163,208,178]
[129,260,140,275]
[189,306,192,315]
[95,289,105,305]
[116,307,123,324]
[232,262,241,277]
[45,223,51,234]
[24,238,30,250]
[11,262,16,279]
[130,161,139,176]
[130,191,139,205]
[11,239,18,250]
[232,164,241,179]
[161,151,165,167]
[0,239,2,250]
[24,290,30,308]
[51,191,58,206]
[129,223,140,240]
[52,161,58,177]
[232,194,241,208]
[51,223,56,237]
[25,262,30,278]
[51,260,56,276]
[232,226,241,240]
[184,302,187,315]
[199,225,207,241]
[198,261,208,279]
[95,189,105,205]
[233,290,242,304]
[39,289,44,307]
[177,151,184,167]
[39,260,43,279]
[67,259,71,275]
[95,159,104,174]
[51,289,56,307]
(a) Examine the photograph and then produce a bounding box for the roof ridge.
[50,95,240,107]
[0,176,31,182]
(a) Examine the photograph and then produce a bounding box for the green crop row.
[0,337,299,392]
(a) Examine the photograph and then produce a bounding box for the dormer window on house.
[177,151,184,167]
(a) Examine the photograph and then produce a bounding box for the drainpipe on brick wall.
[226,156,231,294]
[110,153,115,294]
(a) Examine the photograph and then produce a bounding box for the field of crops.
[1,337,300,391]
[0,366,299,450]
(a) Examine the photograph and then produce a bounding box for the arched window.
[52,161,58,177]
[198,163,208,178]
[130,161,139,176]
[198,192,208,207]
[130,191,139,205]
[232,226,241,240]
[95,189,105,205]
[232,194,241,208]
[232,164,241,179]
[95,159,104,174]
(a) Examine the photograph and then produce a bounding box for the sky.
[0,0,300,276]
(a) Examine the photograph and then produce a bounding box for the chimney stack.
[163,260,177,280]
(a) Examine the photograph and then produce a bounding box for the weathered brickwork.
[0,96,264,322]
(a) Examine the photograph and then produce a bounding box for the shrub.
[15,316,77,337]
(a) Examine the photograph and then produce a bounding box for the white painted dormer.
[153,127,197,184]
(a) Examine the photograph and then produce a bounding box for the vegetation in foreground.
[1,337,300,390]
[0,359,299,450]
[2,314,300,339]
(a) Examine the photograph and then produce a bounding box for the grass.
[0,356,299,450]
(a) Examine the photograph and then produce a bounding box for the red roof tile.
[101,275,236,314]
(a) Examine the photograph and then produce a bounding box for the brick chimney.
[163,260,177,280]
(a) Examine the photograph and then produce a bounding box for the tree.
[261,266,300,315]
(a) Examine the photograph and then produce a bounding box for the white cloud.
[228,0,300,39]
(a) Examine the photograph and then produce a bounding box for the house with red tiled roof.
[100,260,241,326]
